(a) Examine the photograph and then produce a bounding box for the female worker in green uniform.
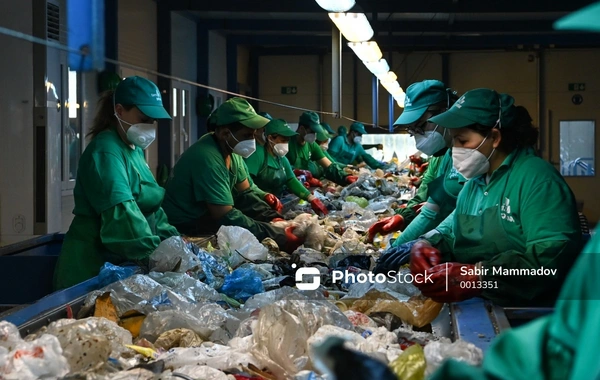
[328,122,385,169]
[53,76,180,289]
[244,119,329,215]
[368,80,464,243]
[162,98,303,252]
[430,6,600,378]
[286,111,357,185]
[406,89,582,306]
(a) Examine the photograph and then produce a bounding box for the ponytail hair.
[499,106,539,150]
[87,90,134,139]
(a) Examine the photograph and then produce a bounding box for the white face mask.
[273,142,289,157]
[304,133,316,143]
[452,135,495,180]
[353,136,362,144]
[115,113,156,150]
[414,126,447,156]
[227,132,256,158]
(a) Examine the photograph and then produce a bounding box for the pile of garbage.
[0,153,486,379]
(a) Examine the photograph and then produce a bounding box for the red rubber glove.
[264,193,283,213]
[345,175,359,184]
[409,240,442,284]
[284,225,305,253]
[310,198,329,215]
[367,215,405,242]
[412,202,427,215]
[417,263,482,303]
[293,169,313,180]
[303,182,311,189]
[271,218,285,223]
[307,177,323,188]
[409,155,423,166]
[417,162,430,174]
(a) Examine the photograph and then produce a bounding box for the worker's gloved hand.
[412,202,427,215]
[345,175,359,184]
[417,162,429,174]
[271,218,285,223]
[293,169,313,180]
[264,193,283,213]
[417,263,483,303]
[410,240,442,284]
[284,225,305,253]
[409,155,423,166]
[303,182,311,189]
[367,215,405,242]
[373,240,419,275]
[307,177,323,188]
[310,198,329,216]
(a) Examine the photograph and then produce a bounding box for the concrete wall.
[208,31,227,107]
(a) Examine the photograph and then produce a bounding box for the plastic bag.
[220,268,265,302]
[357,327,403,363]
[174,365,229,380]
[424,340,483,376]
[345,196,369,208]
[217,226,268,268]
[306,325,365,350]
[43,317,132,374]
[303,221,327,251]
[140,305,230,342]
[250,299,352,378]
[97,263,141,288]
[343,310,378,329]
[295,248,329,265]
[0,334,69,380]
[158,342,261,371]
[148,271,221,303]
[389,343,426,380]
[187,243,231,289]
[154,328,203,350]
[150,236,202,273]
[0,321,21,352]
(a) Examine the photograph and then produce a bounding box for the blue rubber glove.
[372,239,419,275]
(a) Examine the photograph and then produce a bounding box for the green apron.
[253,148,287,196]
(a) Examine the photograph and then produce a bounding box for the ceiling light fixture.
[378,71,398,83]
[315,0,356,12]
[329,13,374,42]
[347,41,382,62]
[363,58,389,77]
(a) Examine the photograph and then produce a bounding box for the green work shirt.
[244,145,311,200]
[163,133,247,225]
[395,149,466,245]
[328,135,384,169]
[53,129,179,289]
[286,137,326,177]
[430,231,600,380]
[431,147,582,305]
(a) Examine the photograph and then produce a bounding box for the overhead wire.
[0,25,393,130]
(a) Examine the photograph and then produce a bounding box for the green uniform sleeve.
[154,207,180,240]
[322,149,337,163]
[249,181,267,199]
[82,152,135,213]
[396,155,442,223]
[219,208,287,248]
[474,180,582,305]
[323,162,349,185]
[422,209,455,255]
[327,136,345,161]
[100,201,161,264]
[356,145,384,169]
[192,154,237,206]
[309,142,326,161]
[283,157,311,199]
[394,205,440,246]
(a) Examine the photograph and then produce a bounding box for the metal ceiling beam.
[200,19,565,34]
[169,0,594,13]
[230,34,600,50]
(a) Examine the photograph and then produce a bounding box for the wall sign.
[568,83,586,91]
[281,86,298,95]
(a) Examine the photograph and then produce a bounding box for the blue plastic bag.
[97,262,140,287]
[219,268,265,302]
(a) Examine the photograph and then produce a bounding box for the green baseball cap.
[350,122,368,135]
[338,125,348,136]
[208,111,219,125]
[554,2,600,31]
[258,112,273,120]
[316,130,331,142]
[394,80,449,126]
[299,111,325,134]
[114,76,171,120]
[429,88,516,129]
[321,122,335,135]
[216,97,270,129]
[265,119,298,137]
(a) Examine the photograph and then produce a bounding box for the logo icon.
[455,95,466,109]
[294,264,321,290]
